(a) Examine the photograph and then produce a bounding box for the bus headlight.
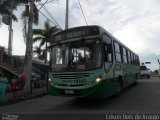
[48,78,52,83]
[96,76,102,83]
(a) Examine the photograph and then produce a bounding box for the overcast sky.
[0,0,160,70]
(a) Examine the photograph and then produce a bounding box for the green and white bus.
[48,25,140,98]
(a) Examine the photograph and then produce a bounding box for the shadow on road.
[1,79,160,113]
[48,83,140,112]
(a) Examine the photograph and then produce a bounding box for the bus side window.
[103,35,113,62]
[127,50,131,64]
[123,48,127,63]
[104,45,112,62]
[114,42,122,62]
[104,44,112,71]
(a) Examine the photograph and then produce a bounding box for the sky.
[0,0,160,70]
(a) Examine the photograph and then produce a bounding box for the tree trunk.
[24,0,34,95]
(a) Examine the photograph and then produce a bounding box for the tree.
[154,70,159,74]
[0,0,10,17]
[0,0,40,28]
[0,0,17,27]
[0,0,40,95]
[33,20,60,63]
[33,46,44,60]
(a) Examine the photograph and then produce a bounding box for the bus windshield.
[51,39,102,72]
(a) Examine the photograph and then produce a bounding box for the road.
[0,77,160,120]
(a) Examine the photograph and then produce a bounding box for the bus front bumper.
[48,80,115,98]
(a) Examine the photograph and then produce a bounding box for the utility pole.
[24,0,34,95]
[158,59,160,70]
[65,0,69,30]
[2,2,13,56]
[8,13,13,55]
[8,2,14,67]
[61,0,69,64]
[44,42,47,64]
[158,58,160,78]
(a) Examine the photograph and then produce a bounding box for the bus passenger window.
[123,48,127,63]
[104,45,112,62]
[114,42,122,62]
[103,35,113,62]
[104,45,112,71]
[127,51,131,64]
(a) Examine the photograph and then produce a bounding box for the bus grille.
[52,73,91,80]
[52,73,91,87]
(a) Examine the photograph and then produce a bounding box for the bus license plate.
[65,90,74,94]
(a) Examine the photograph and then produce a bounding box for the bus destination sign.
[52,26,100,43]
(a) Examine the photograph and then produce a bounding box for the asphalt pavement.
[0,77,160,120]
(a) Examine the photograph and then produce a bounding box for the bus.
[48,25,140,98]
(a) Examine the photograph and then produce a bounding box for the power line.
[38,0,49,11]
[17,0,62,30]
[18,6,23,12]
[36,0,58,6]
[42,5,62,28]
[37,0,62,29]
[39,10,62,29]
[18,6,45,27]
[18,1,62,29]
[17,7,25,20]
[77,0,88,25]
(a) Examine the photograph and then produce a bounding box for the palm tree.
[33,46,44,60]
[0,0,40,27]
[33,20,61,63]
[0,0,41,94]
[0,0,18,26]
[0,0,10,15]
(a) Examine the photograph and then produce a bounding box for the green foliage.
[151,70,160,77]
[154,70,159,74]
[33,46,44,60]
[33,20,61,61]
[0,0,40,25]
[33,20,60,47]
[0,0,18,22]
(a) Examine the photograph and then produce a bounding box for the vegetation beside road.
[150,70,160,77]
